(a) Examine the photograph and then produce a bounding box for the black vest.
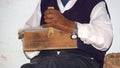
[40,0,110,65]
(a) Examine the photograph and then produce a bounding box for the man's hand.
[43,8,75,33]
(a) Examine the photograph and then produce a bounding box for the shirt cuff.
[77,23,91,42]
[24,51,40,59]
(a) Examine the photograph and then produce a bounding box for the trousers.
[21,50,100,68]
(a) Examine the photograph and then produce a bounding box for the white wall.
[106,0,120,53]
[0,0,120,68]
[0,0,39,68]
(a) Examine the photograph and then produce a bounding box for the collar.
[57,0,77,13]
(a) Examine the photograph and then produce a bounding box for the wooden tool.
[47,7,54,38]
[23,29,77,51]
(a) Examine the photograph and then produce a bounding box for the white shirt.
[21,0,113,59]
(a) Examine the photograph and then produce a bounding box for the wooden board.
[23,29,77,51]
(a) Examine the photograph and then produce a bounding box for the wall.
[0,0,120,68]
[0,0,39,68]
[105,0,120,53]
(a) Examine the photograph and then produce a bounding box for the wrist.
[63,20,75,33]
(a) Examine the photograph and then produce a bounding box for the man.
[20,0,113,68]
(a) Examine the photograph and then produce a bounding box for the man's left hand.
[43,8,75,33]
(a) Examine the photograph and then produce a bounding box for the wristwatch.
[71,33,78,39]
[71,22,78,39]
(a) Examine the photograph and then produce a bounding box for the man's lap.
[21,51,100,68]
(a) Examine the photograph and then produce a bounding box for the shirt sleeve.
[77,1,113,51]
[20,1,41,59]
[23,1,41,28]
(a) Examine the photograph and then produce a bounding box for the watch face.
[71,34,77,39]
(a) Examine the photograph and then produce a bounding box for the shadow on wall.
[104,53,120,68]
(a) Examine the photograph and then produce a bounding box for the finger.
[44,14,59,23]
[44,9,49,15]
[42,24,52,28]
[45,14,54,19]
[44,19,53,24]
[44,9,54,15]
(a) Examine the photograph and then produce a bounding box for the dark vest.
[40,0,110,66]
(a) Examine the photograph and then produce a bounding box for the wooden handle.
[47,7,54,38]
